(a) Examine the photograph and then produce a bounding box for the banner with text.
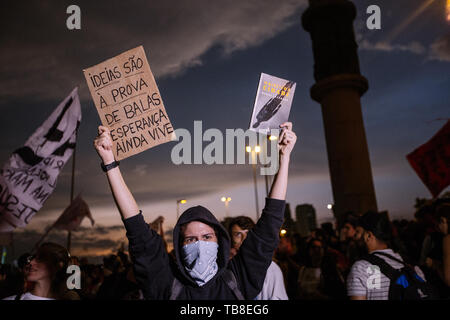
[0,87,81,232]
[83,46,175,161]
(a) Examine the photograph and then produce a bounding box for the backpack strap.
[372,252,407,266]
[223,270,245,300]
[362,254,400,282]
[169,277,184,300]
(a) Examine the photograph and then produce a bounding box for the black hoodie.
[123,197,285,300]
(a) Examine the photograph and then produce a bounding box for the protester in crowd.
[415,200,440,264]
[0,264,22,299]
[340,214,357,242]
[149,215,168,252]
[421,206,450,298]
[228,216,288,300]
[319,241,348,299]
[347,211,431,300]
[275,235,302,299]
[3,242,79,300]
[434,207,450,287]
[79,264,104,300]
[294,226,347,300]
[297,237,328,299]
[97,253,139,300]
[0,252,29,299]
[338,213,362,268]
[93,122,297,299]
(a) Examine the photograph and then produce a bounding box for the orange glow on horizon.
[447,0,450,21]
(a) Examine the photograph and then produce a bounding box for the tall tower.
[302,0,378,225]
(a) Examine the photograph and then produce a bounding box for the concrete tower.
[302,0,378,225]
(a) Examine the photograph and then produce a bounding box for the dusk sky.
[1,0,449,261]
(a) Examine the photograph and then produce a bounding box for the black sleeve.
[123,211,174,299]
[229,198,285,299]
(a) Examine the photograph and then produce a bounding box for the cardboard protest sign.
[83,46,175,161]
[249,73,297,134]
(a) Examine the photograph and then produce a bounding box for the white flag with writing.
[0,87,82,232]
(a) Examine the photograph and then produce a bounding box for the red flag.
[407,120,450,198]
[53,194,94,231]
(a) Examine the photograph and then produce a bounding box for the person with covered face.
[93,122,297,299]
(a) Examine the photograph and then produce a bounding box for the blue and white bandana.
[181,240,218,286]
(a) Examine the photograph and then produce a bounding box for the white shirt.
[255,261,289,300]
[347,249,425,300]
[3,292,55,300]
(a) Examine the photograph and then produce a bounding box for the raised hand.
[278,122,297,159]
[93,125,115,165]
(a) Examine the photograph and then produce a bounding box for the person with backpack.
[93,122,297,299]
[347,211,436,300]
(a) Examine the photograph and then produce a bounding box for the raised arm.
[230,122,297,298]
[93,125,139,220]
[269,122,297,200]
[93,125,173,299]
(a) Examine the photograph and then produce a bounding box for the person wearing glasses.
[3,242,78,300]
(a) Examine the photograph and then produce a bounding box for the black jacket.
[123,197,285,299]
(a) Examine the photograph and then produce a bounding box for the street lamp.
[177,199,187,219]
[246,145,260,220]
[221,196,231,217]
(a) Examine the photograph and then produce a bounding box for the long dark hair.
[24,242,70,299]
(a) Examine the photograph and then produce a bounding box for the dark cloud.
[1,0,450,238]
[0,0,306,101]
[429,33,450,62]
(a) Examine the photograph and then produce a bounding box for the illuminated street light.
[280,229,287,236]
[221,196,231,217]
[176,199,187,219]
[327,204,333,210]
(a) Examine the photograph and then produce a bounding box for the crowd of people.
[0,123,449,300]
[0,195,449,300]
[272,195,450,300]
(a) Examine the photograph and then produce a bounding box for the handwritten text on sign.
[83,46,175,161]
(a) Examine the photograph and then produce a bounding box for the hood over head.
[173,205,230,286]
